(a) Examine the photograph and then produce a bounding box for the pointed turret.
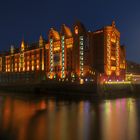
[39,35,44,47]
[112,20,116,28]
[21,39,25,51]
[10,45,14,54]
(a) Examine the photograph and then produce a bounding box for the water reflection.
[0,95,139,140]
[101,98,138,140]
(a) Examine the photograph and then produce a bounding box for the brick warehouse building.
[0,21,126,83]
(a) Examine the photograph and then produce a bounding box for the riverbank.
[0,81,140,99]
[0,81,97,95]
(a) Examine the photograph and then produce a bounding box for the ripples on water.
[0,94,140,140]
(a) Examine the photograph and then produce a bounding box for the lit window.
[37,60,39,63]
[50,39,53,43]
[80,52,83,55]
[32,61,34,65]
[37,65,39,70]
[75,26,78,34]
[80,56,83,60]
[27,67,29,71]
[80,36,83,40]
[80,42,83,45]
[32,66,34,71]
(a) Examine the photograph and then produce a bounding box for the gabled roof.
[49,28,60,41]
[61,24,72,38]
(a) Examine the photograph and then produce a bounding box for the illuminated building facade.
[0,21,126,83]
[90,21,126,81]
[47,25,74,79]
[4,36,46,73]
[0,36,46,82]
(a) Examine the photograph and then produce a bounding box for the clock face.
[111,32,117,43]
[75,26,78,34]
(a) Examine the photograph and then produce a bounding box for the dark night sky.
[0,0,140,63]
